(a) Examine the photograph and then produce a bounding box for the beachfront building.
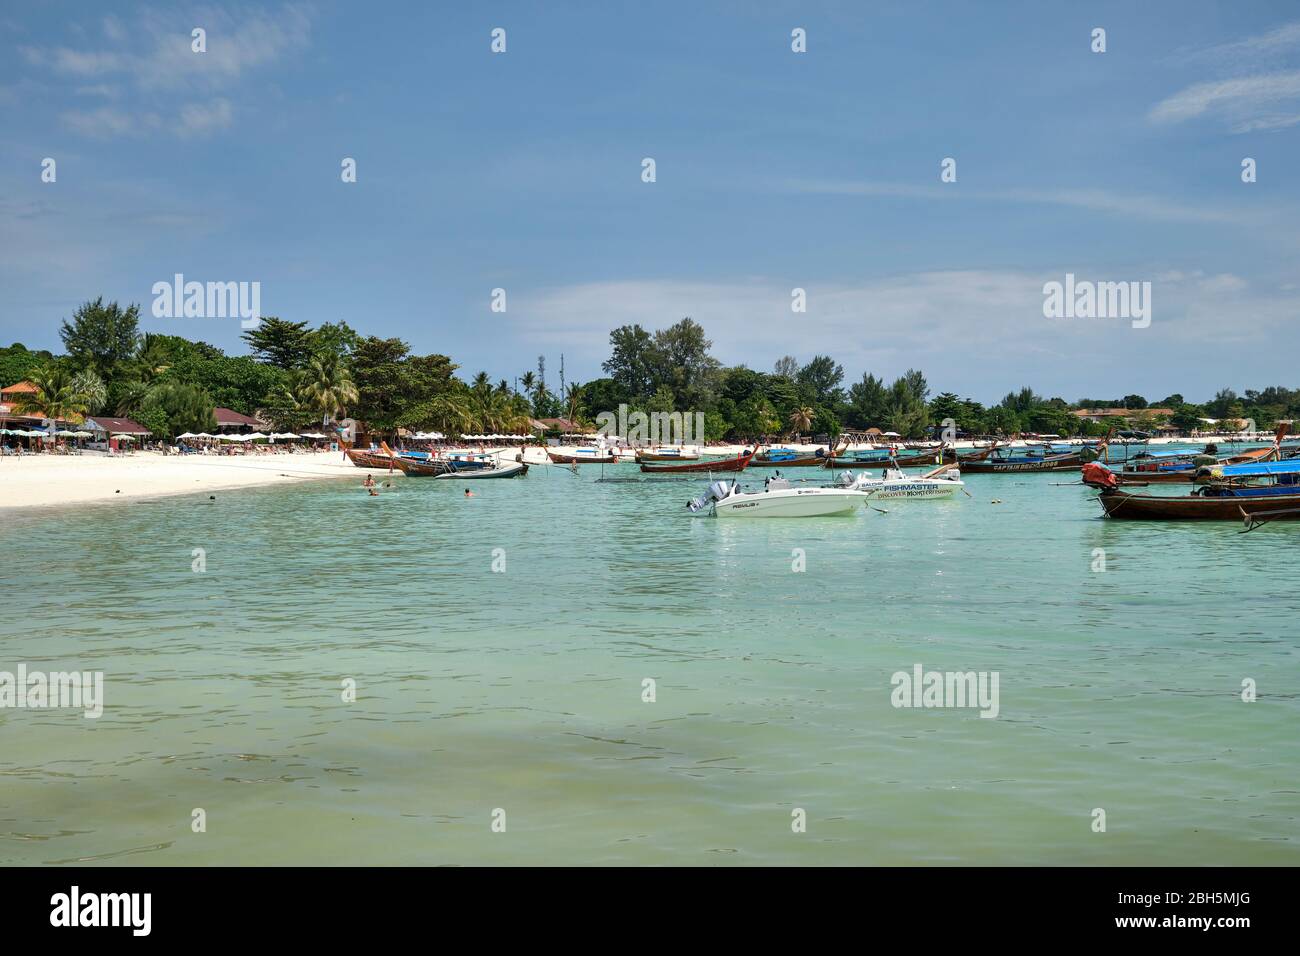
[83,416,152,452]
[213,406,264,435]
[1071,407,1174,424]
[0,381,44,431]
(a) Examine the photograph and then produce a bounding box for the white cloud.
[25,4,312,138]
[1150,70,1300,130]
[1154,21,1300,133]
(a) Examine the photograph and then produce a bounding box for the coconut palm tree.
[114,379,151,417]
[564,382,584,424]
[70,369,107,414]
[13,365,90,424]
[789,406,814,435]
[300,354,358,423]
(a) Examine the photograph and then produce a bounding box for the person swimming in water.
[363,475,375,488]
[464,488,474,497]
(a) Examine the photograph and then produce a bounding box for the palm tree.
[789,406,814,435]
[114,380,151,417]
[520,371,537,394]
[300,354,358,423]
[70,369,107,414]
[564,382,584,424]
[13,365,90,424]
[137,333,172,382]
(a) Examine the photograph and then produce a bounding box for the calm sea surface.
[1,458,1297,865]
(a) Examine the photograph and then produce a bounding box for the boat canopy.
[1208,459,1300,478]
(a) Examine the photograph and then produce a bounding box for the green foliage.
[242,317,314,369]
[0,343,53,388]
[136,381,218,439]
[59,298,141,378]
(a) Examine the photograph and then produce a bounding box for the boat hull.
[825,450,942,468]
[548,452,617,464]
[346,449,400,470]
[857,480,963,500]
[435,461,528,479]
[641,452,754,474]
[1098,488,1300,520]
[713,488,866,517]
[960,454,1083,474]
[751,455,828,467]
[634,450,701,462]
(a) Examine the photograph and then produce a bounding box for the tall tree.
[59,298,141,380]
[602,325,656,400]
[796,355,844,407]
[242,317,313,369]
[773,355,800,379]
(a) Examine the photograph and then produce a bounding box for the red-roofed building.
[1,381,49,427]
[213,406,263,433]
[84,416,152,436]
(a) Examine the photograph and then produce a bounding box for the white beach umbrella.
[177,432,197,439]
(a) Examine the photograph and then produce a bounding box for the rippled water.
[1,462,1297,865]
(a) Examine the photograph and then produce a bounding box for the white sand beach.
[0,451,370,510]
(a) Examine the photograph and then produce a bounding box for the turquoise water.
[1,462,1297,865]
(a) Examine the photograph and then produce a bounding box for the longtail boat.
[548,449,618,464]
[1083,459,1300,521]
[345,447,400,470]
[376,443,455,476]
[824,447,943,468]
[1106,424,1285,484]
[640,448,756,474]
[752,444,841,467]
[958,449,1086,473]
[634,447,701,462]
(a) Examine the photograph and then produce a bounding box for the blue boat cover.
[1212,459,1300,478]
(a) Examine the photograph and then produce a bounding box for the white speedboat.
[688,476,868,518]
[838,464,964,500]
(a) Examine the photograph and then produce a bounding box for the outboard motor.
[688,480,734,512]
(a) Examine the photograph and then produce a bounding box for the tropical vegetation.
[2,299,1297,443]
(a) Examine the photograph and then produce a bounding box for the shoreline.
[0,451,372,511]
[0,436,1269,510]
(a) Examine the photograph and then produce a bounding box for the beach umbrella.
[177,432,197,439]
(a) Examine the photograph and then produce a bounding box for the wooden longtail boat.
[640,449,756,474]
[1094,487,1300,520]
[378,442,454,476]
[1107,425,1285,484]
[958,450,1085,473]
[1083,459,1300,520]
[634,448,701,462]
[547,450,618,464]
[824,448,943,469]
[752,443,843,467]
[346,448,400,470]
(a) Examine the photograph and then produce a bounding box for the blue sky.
[2,1,1298,403]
